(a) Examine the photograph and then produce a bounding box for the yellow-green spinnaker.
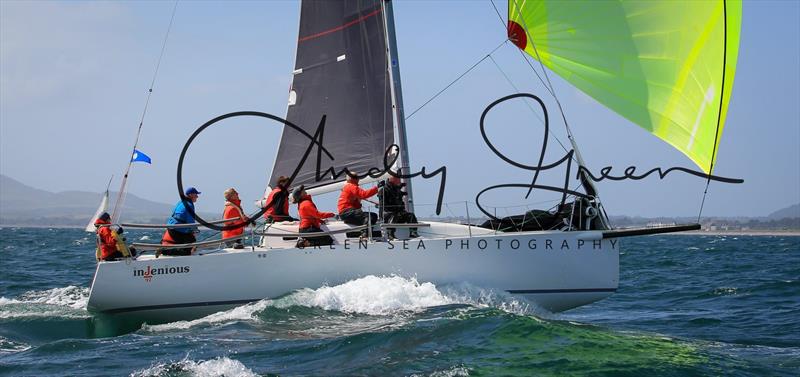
[508,0,741,173]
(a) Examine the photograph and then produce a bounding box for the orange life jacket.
[94,218,117,260]
[337,182,378,213]
[222,199,247,239]
[264,186,290,221]
[298,195,334,229]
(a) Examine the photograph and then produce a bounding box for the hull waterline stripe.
[100,298,262,314]
[98,288,618,314]
[506,288,617,294]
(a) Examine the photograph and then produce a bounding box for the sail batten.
[509,0,742,173]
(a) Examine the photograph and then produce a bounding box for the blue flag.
[131,149,152,164]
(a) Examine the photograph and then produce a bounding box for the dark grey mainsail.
[269,0,394,190]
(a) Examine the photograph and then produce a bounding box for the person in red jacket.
[294,185,334,247]
[94,212,124,261]
[337,172,379,237]
[222,188,249,249]
[262,176,295,222]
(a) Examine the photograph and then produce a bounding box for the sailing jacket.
[263,185,290,221]
[167,199,196,234]
[94,218,118,260]
[222,198,248,239]
[298,195,334,230]
[378,182,407,214]
[337,182,378,214]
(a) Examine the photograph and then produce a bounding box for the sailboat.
[87,0,741,322]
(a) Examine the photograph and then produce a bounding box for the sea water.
[0,227,798,376]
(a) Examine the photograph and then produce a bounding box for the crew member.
[378,176,419,238]
[94,212,128,261]
[161,186,201,256]
[222,187,249,249]
[263,175,295,222]
[294,185,335,247]
[338,172,378,237]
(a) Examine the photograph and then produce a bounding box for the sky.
[1,0,798,219]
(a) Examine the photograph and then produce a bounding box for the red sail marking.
[507,20,527,50]
[299,8,382,43]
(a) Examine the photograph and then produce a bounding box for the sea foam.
[0,286,90,319]
[288,275,451,315]
[130,356,257,377]
[144,275,540,332]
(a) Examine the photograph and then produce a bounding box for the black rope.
[405,39,507,121]
[698,0,729,223]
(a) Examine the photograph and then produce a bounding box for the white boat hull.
[88,222,619,322]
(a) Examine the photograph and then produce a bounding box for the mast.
[381,0,414,212]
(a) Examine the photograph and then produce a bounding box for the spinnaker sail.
[508,0,742,173]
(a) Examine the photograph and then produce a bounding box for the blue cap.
[185,187,201,195]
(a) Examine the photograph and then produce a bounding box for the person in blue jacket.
[160,187,201,256]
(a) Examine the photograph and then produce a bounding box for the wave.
[287,275,451,315]
[0,335,31,354]
[0,286,90,319]
[142,300,274,332]
[131,356,257,377]
[144,275,543,333]
[410,365,471,377]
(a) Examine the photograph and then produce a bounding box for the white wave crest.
[131,356,257,377]
[139,235,151,241]
[142,299,273,332]
[0,286,90,319]
[15,286,89,309]
[288,275,451,316]
[411,365,471,377]
[0,336,31,354]
[439,282,545,316]
[143,275,543,332]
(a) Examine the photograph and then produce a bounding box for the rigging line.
[405,39,508,121]
[488,0,506,30]
[112,0,179,222]
[515,48,555,98]
[509,0,570,137]
[487,55,571,155]
[510,0,600,200]
[698,0,729,223]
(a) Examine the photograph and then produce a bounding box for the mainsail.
[269,0,395,190]
[508,0,742,173]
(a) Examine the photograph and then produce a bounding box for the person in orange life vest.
[94,212,123,261]
[263,175,296,222]
[337,172,379,236]
[294,185,335,247]
[222,187,249,249]
[160,186,201,256]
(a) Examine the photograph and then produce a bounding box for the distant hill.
[0,174,215,227]
[768,203,800,220]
